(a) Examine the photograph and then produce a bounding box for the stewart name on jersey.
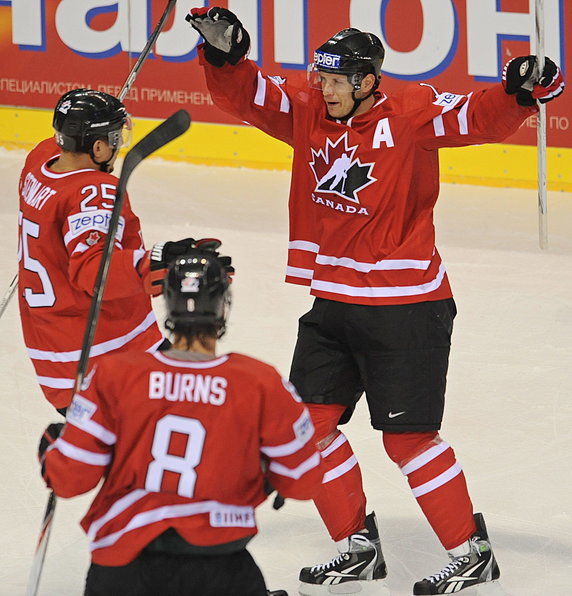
[200,53,535,305]
[18,138,163,408]
[42,350,322,565]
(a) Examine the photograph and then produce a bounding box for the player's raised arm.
[186,6,296,146]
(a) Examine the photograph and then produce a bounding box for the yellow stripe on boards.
[0,106,570,191]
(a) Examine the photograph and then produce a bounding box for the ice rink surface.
[0,146,570,595]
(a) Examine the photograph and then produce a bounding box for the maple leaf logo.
[309,132,376,203]
[86,231,101,246]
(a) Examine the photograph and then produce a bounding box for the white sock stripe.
[322,455,358,484]
[411,462,463,497]
[400,441,450,476]
[321,433,347,458]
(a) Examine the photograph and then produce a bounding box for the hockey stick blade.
[75,108,191,391]
[117,109,191,196]
[26,491,57,596]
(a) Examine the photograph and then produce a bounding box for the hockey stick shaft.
[3,0,177,322]
[74,109,191,393]
[119,0,177,101]
[26,491,56,596]
[536,0,548,249]
[0,273,17,319]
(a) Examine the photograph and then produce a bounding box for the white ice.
[0,146,570,596]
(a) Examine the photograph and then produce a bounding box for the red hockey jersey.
[42,349,323,565]
[200,51,536,305]
[18,138,163,408]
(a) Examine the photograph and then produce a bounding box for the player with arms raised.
[18,89,194,414]
[186,7,564,595]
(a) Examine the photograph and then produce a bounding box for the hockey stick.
[535,0,548,249]
[0,273,17,319]
[25,109,191,596]
[25,492,56,596]
[2,0,177,322]
[119,0,177,101]
[74,108,191,393]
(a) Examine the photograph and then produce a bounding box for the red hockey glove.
[38,423,64,483]
[186,6,250,67]
[137,238,197,296]
[502,55,565,106]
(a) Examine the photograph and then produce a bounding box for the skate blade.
[298,579,391,595]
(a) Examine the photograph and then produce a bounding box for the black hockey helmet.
[53,88,130,154]
[312,28,385,90]
[164,245,232,338]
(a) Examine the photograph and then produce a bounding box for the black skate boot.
[298,511,387,595]
[413,513,500,594]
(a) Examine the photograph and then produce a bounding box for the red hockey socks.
[383,432,476,550]
[306,404,366,542]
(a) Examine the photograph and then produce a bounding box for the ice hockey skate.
[298,511,387,595]
[413,513,500,594]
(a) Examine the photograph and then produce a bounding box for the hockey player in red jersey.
[18,89,196,413]
[187,8,565,595]
[39,243,322,596]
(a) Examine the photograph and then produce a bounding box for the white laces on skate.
[425,555,467,583]
[310,552,350,572]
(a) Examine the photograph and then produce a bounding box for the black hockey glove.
[502,55,565,106]
[38,423,64,482]
[186,6,250,67]
[137,237,196,296]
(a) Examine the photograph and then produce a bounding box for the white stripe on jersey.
[151,351,229,368]
[87,489,148,538]
[89,499,255,551]
[254,71,267,106]
[37,375,74,388]
[27,311,158,362]
[288,240,320,253]
[268,451,321,479]
[67,409,117,445]
[458,92,471,135]
[286,266,313,280]
[53,437,112,466]
[289,241,434,272]
[261,411,314,458]
[40,161,93,178]
[316,254,431,272]
[310,263,446,298]
[268,76,291,113]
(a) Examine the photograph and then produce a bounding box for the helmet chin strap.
[338,78,379,121]
[339,90,371,120]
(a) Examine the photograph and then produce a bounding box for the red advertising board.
[0,0,569,146]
